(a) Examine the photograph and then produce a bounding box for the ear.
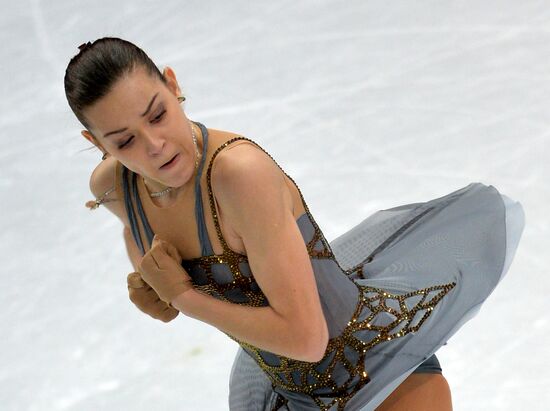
[81,129,96,145]
[81,129,107,153]
[162,66,182,97]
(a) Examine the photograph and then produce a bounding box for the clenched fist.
[138,234,194,304]
[127,272,179,322]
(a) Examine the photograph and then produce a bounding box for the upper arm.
[123,225,143,271]
[89,158,143,269]
[212,144,328,352]
[89,157,130,228]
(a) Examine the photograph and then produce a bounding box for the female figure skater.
[66,38,525,410]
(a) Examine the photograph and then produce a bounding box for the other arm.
[89,157,142,270]
[89,158,179,322]
[171,145,329,362]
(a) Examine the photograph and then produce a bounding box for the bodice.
[121,122,456,410]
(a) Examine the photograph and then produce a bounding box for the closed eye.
[152,110,166,123]
[117,110,167,149]
[118,136,134,149]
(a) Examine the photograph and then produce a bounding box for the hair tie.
[78,41,92,52]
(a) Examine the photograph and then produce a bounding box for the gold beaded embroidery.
[183,252,269,307]
[232,282,455,411]
[182,136,456,411]
[181,137,345,306]
[205,137,345,265]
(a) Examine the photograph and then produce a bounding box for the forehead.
[85,67,165,134]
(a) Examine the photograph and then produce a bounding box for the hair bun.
[78,41,92,52]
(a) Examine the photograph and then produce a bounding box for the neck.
[142,177,182,198]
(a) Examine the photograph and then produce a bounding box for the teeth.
[162,155,176,168]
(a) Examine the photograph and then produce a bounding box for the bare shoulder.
[208,138,328,355]
[88,156,130,228]
[210,141,293,234]
[211,140,286,196]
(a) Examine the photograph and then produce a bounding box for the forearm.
[172,289,323,362]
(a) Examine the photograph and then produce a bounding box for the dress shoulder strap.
[121,167,158,256]
[121,166,148,255]
[191,121,214,256]
[121,121,210,257]
[204,137,256,255]
[204,136,320,256]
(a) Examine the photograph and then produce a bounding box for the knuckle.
[128,292,138,303]
[150,312,162,320]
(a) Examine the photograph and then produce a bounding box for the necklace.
[147,122,200,198]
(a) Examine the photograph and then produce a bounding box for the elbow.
[299,319,329,363]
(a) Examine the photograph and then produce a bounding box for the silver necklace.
[147,122,200,198]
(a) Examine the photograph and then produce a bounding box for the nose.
[142,130,165,157]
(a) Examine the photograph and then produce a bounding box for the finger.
[127,272,146,289]
[151,234,163,248]
[139,251,160,275]
[151,235,182,263]
[129,285,154,301]
[138,302,163,318]
[143,238,175,269]
[146,290,163,304]
[160,239,182,262]
[142,298,164,313]
[130,287,163,309]
[129,288,149,305]
[150,243,184,271]
[159,307,179,322]
[149,243,174,268]
[145,301,178,322]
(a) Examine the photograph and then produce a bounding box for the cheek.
[168,108,188,129]
[119,160,141,175]
[117,152,148,176]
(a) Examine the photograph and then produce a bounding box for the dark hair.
[64,37,167,130]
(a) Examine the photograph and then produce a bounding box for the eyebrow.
[103,92,159,138]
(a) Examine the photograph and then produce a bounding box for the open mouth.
[160,153,179,169]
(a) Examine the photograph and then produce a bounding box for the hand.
[127,272,179,322]
[138,234,194,304]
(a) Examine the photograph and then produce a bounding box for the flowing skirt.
[228,182,525,410]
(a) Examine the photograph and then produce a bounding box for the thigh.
[375,373,453,411]
[229,349,448,411]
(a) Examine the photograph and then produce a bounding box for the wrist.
[171,288,197,315]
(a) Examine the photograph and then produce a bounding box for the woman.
[66,38,525,410]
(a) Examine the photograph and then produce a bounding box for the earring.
[177,95,186,103]
[102,152,108,160]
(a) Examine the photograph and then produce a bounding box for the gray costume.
[122,121,525,410]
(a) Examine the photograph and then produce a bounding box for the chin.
[172,175,191,188]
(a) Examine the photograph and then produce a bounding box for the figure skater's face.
[81,65,197,190]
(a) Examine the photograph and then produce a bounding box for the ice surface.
[0,0,547,410]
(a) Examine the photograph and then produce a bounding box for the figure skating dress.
[120,122,525,411]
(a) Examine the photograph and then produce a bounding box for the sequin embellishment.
[182,136,456,411]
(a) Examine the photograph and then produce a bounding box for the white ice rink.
[1,1,548,410]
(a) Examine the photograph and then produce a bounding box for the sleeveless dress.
[120,121,525,411]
